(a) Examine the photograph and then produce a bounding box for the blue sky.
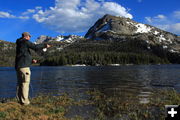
[0,0,179,42]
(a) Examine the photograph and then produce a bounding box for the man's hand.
[43,44,52,52]
[32,59,38,64]
[46,44,52,48]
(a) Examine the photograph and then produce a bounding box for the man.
[15,32,51,105]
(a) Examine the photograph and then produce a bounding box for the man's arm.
[26,40,48,51]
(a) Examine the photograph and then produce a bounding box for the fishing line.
[40,67,43,94]
[30,83,34,98]
[30,67,44,98]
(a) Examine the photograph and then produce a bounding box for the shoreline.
[0,89,180,120]
[0,63,176,67]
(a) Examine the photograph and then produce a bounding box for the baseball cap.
[22,32,31,37]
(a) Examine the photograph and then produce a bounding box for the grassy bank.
[0,90,180,120]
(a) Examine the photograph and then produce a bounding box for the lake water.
[0,65,180,103]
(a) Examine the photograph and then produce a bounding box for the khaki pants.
[16,67,31,105]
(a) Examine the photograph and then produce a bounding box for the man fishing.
[15,32,51,105]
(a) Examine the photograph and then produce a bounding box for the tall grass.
[0,90,179,120]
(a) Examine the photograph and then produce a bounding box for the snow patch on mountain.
[163,45,168,49]
[55,35,64,41]
[167,39,173,44]
[170,49,178,53]
[36,35,83,44]
[145,40,149,43]
[135,23,151,33]
[157,35,166,42]
[126,21,133,25]
[154,31,159,35]
[155,35,173,44]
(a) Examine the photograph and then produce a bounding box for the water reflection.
[0,65,180,104]
[0,67,16,98]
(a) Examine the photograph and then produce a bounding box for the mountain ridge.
[85,14,178,37]
[1,14,180,66]
[85,14,180,53]
[35,35,84,44]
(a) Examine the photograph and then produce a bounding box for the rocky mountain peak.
[35,35,54,44]
[85,14,135,39]
[55,35,83,43]
[85,14,178,39]
[35,35,84,44]
[85,14,180,53]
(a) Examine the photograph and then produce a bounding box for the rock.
[0,98,8,103]
[35,35,54,44]
[35,35,84,44]
[85,14,180,53]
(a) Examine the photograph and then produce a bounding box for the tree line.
[41,52,169,66]
[0,39,179,66]
[40,39,170,66]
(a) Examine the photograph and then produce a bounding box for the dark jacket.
[15,38,46,69]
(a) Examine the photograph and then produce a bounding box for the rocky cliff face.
[85,14,180,53]
[35,35,53,44]
[35,35,83,44]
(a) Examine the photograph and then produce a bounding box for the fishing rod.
[29,43,53,98]
[30,41,71,97]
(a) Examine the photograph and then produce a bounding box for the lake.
[0,64,180,103]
